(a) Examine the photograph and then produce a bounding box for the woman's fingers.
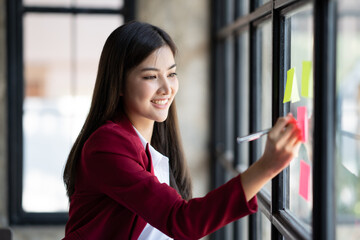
[270,114,292,138]
[277,121,302,146]
[268,113,300,145]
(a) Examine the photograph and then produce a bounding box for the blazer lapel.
[145,143,154,175]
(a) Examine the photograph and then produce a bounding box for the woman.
[62,21,301,240]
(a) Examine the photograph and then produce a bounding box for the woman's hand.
[240,113,302,201]
[260,113,302,178]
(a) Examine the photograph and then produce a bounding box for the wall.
[0,0,210,239]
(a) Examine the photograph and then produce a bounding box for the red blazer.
[63,116,257,240]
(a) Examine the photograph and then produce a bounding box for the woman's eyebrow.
[140,64,177,72]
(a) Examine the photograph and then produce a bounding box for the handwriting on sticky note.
[301,61,313,98]
[299,160,310,201]
[297,106,308,142]
[283,68,300,103]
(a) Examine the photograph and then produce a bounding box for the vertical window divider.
[124,0,135,22]
[313,0,337,239]
[7,0,25,225]
[271,2,284,239]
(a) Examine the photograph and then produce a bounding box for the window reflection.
[336,0,360,238]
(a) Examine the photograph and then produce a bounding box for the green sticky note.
[283,68,294,103]
[283,68,300,103]
[301,61,313,98]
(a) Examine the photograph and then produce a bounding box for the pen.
[236,128,271,143]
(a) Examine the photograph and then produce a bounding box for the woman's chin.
[154,115,168,123]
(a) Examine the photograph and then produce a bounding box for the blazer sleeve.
[83,124,257,240]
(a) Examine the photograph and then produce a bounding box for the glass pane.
[225,0,234,25]
[23,14,122,212]
[23,0,71,7]
[285,5,313,229]
[256,21,272,194]
[260,212,271,239]
[235,216,249,239]
[225,37,235,153]
[24,0,123,8]
[336,0,360,239]
[236,31,250,171]
[236,0,249,17]
[257,0,270,8]
[75,0,123,8]
[23,14,72,212]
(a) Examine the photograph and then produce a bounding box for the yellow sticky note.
[291,72,300,103]
[301,61,313,98]
[283,68,300,103]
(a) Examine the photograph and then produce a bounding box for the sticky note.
[297,106,308,142]
[283,68,300,103]
[301,61,313,98]
[299,160,310,201]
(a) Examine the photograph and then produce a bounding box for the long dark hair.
[63,21,192,201]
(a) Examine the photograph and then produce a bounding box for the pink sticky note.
[297,106,308,142]
[299,160,310,201]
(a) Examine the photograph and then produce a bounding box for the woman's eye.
[143,75,157,80]
[168,72,177,78]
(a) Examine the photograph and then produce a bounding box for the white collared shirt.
[133,127,173,240]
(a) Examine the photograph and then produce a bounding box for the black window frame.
[7,0,135,225]
[210,0,336,239]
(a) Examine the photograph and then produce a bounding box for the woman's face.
[123,45,178,130]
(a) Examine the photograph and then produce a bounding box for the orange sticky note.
[299,160,310,201]
[283,68,300,103]
[297,106,308,142]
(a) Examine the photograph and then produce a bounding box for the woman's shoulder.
[83,118,143,157]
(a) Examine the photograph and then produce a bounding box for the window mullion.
[313,0,337,239]
[271,4,284,240]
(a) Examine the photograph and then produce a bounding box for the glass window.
[23,0,72,7]
[225,37,235,153]
[256,0,270,8]
[284,5,314,229]
[256,20,272,195]
[336,0,360,239]
[260,212,271,239]
[23,13,122,212]
[74,0,123,8]
[236,30,250,172]
[225,0,234,25]
[23,0,123,8]
[236,0,249,17]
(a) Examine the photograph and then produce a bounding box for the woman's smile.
[151,98,170,107]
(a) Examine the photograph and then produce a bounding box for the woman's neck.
[130,119,154,143]
[135,124,154,143]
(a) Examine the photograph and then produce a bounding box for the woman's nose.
[158,76,172,95]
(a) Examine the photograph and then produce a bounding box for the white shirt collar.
[133,126,170,185]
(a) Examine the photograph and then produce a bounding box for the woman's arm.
[240,113,302,201]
